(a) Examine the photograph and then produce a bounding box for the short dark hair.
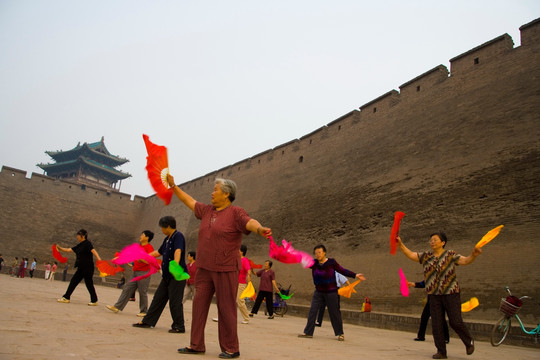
[430,232,448,248]
[240,244,247,256]
[142,230,154,242]
[77,229,88,240]
[265,260,273,268]
[188,251,196,260]
[313,244,326,253]
[159,216,176,229]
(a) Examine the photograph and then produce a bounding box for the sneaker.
[248,313,254,317]
[338,334,345,341]
[267,315,274,319]
[414,337,425,341]
[88,302,98,306]
[137,312,147,317]
[241,320,249,324]
[212,318,219,322]
[297,334,313,338]
[315,322,322,327]
[106,305,119,313]
[57,297,70,303]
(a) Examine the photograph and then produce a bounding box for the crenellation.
[449,33,514,76]
[520,17,540,47]
[359,90,400,116]
[399,65,449,98]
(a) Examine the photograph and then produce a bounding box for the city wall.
[1,18,539,323]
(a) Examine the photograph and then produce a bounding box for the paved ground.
[0,275,538,360]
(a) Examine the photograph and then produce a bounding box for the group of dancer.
[54,173,483,359]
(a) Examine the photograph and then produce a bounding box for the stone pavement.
[0,275,537,360]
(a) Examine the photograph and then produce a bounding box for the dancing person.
[298,244,365,341]
[107,230,155,317]
[249,260,280,319]
[57,229,102,305]
[133,217,187,333]
[167,174,271,359]
[182,251,197,304]
[237,245,252,324]
[397,232,481,359]
[408,280,449,343]
[315,271,350,327]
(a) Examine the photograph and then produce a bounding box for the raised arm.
[397,236,420,263]
[246,219,272,238]
[457,246,482,265]
[167,174,196,212]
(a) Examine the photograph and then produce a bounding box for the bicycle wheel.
[273,303,285,316]
[491,315,511,346]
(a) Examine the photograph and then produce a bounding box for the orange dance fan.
[248,259,263,269]
[475,225,504,248]
[96,260,124,277]
[338,279,362,299]
[51,244,68,264]
[461,297,479,312]
[143,134,174,205]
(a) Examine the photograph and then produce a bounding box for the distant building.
[37,136,131,191]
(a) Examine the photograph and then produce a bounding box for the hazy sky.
[1,1,538,197]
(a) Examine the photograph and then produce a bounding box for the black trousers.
[250,290,273,316]
[418,297,449,340]
[304,291,343,336]
[429,293,473,355]
[143,276,186,330]
[62,266,98,303]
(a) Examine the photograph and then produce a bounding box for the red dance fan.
[96,260,125,277]
[248,259,263,269]
[389,211,406,255]
[143,134,174,205]
[51,244,68,264]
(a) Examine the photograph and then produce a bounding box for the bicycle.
[490,286,540,346]
[263,283,292,317]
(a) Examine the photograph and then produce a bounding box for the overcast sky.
[0,1,538,198]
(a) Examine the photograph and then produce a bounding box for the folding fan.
[338,279,362,299]
[389,211,406,255]
[268,236,314,268]
[475,225,504,248]
[248,259,263,269]
[461,297,479,312]
[143,134,174,205]
[112,243,160,282]
[96,260,124,277]
[51,244,68,264]
[169,260,190,281]
[399,268,409,297]
[240,281,255,299]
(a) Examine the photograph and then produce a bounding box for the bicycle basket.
[499,296,522,317]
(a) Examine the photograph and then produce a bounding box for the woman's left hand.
[356,273,366,281]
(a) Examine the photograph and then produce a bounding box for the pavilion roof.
[44,137,129,167]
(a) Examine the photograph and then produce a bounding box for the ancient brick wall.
[0,18,538,322]
[0,167,146,264]
[143,18,540,321]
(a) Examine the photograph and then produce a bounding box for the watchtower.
[37,136,131,191]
